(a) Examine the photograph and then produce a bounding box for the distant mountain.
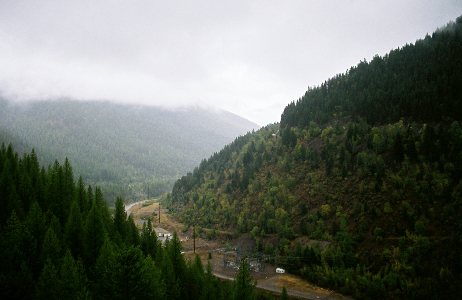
[0,99,259,203]
[168,16,462,299]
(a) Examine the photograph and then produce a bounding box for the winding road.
[124,200,148,214]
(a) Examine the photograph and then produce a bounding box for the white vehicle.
[276,268,285,274]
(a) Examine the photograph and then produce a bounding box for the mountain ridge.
[167,16,462,299]
[0,99,259,204]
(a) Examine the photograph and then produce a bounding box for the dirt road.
[127,200,354,300]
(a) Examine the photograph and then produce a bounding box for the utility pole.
[158,203,161,224]
[193,226,196,253]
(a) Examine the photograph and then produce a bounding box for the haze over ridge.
[1,1,461,126]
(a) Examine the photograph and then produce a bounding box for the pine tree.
[35,258,62,300]
[41,226,63,266]
[0,211,35,299]
[233,258,256,300]
[112,196,127,245]
[83,199,106,271]
[126,214,140,247]
[24,200,47,278]
[140,255,166,300]
[202,260,218,300]
[65,200,85,260]
[162,253,181,300]
[280,286,288,300]
[94,238,116,300]
[186,254,205,300]
[166,231,187,289]
[76,176,88,216]
[95,186,112,233]
[60,250,91,300]
[140,218,158,259]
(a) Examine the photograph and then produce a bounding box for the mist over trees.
[0,100,258,205]
[2,12,462,300]
[168,16,462,299]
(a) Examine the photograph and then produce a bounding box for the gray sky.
[1,1,461,126]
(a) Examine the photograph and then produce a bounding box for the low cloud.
[1,0,461,125]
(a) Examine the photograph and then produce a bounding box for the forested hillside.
[0,100,258,204]
[168,16,462,299]
[0,143,270,300]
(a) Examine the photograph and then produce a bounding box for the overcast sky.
[1,1,461,126]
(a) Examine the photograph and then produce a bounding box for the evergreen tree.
[41,226,63,267]
[24,200,47,278]
[113,246,147,300]
[186,254,205,300]
[48,160,66,226]
[126,214,140,247]
[140,218,158,259]
[112,196,127,246]
[166,231,187,282]
[95,186,112,233]
[83,199,106,271]
[0,211,35,299]
[93,238,117,300]
[280,286,288,300]
[140,255,166,300]
[162,250,181,300]
[65,200,85,260]
[35,258,62,300]
[234,258,256,300]
[202,260,218,300]
[60,250,91,300]
[76,176,88,216]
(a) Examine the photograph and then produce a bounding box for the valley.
[127,199,353,300]
[1,13,461,300]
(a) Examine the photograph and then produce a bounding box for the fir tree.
[35,258,61,300]
[112,196,127,246]
[60,250,91,300]
[93,238,116,300]
[41,226,62,267]
[234,258,256,300]
[65,200,85,260]
[83,199,106,271]
[280,286,288,300]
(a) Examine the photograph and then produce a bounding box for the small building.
[154,228,171,244]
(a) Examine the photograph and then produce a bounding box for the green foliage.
[0,100,257,205]
[280,286,288,300]
[234,258,256,300]
[280,18,462,129]
[0,144,238,300]
[161,17,462,300]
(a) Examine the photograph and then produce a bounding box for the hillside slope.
[0,99,259,204]
[168,16,462,299]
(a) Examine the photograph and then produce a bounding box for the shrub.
[206,229,216,240]
[182,224,189,233]
[374,227,384,244]
[321,204,331,219]
[250,226,260,238]
[265,242,275,255]
[382,248,392,261]
[384,202,393,214]
[414,218,427,235]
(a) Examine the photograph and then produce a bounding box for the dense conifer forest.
[0,100,258,205]
[0,143,275,300]
[168,16,462,299]
[2,14,462,300]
